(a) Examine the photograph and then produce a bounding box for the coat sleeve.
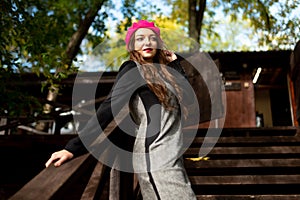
[65,61,145,156]
[168,56,188,79]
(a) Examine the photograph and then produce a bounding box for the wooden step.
[190,175,300,195]
[196,194,300,200]
[184,127,297,137]
[188,136,300,147]
[184,146,300,159]
[190,175,300,185]
[185,128,300,199]
[185,158,300,175]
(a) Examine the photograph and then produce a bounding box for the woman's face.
[134,28,158,62]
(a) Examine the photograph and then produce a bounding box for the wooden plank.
[189,175,300,185]
[196,194,300,200]
[80,162,109,200]
[184,158,300,169]
[109,169,120,200]
[108,170,135,200]
[183,127,297,137]
[188,136,300,146]
[220,126,297,133]
[185,146,300,156]
[9,154,95,200]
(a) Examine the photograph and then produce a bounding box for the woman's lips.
[143,48,153,53]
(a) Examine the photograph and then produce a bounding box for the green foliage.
[201,16,256,51]
[211,0,300,49]
[0,69,43,117]
[166,0,300,50]
[1,0,110,72]
[116,0,165,33]
[0,0,110,117]
[166,0,188,26]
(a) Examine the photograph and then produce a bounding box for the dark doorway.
[270,88,292,126]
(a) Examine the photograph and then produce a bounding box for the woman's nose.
[144,37,151,45]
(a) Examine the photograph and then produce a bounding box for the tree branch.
[64,0,105,67]
[256,0,271,30]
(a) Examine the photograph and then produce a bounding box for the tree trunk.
[36,1,106,133]
[188,0,206,50]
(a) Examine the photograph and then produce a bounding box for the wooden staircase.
[184,127,300,200]
[6,127,300,200]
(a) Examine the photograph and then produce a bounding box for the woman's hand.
[164,50,177,62]
[45,149,74,168]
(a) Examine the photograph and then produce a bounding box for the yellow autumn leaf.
[185,157,210,161]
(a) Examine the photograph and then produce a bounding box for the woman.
[46,20,197,199]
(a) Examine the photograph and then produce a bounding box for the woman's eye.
[150,37,157,41]
[136,37,143,41]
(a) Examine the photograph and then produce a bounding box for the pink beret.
[125,20,161,49]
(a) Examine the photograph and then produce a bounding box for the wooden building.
[55,50,297,130]
[210,50,294,128]
[1,50,294,133]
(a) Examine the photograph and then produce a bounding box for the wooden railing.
[9,153,139,200]
[10,153,96,200]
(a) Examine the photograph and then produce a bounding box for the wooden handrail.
[9,106,134,200]
[9,153,97,200]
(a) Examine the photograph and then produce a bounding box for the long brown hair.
[128,31,184,113]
